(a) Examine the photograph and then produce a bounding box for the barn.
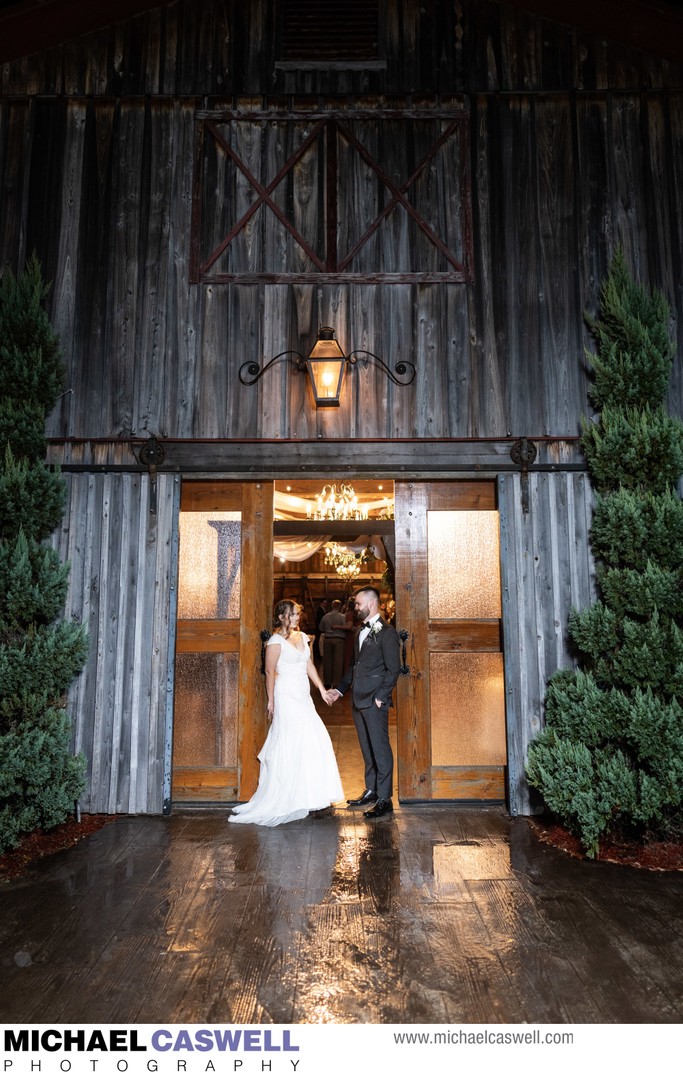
[1,0,681,819]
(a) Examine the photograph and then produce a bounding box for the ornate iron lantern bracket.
[346,349,416,387]
[239,350,307,387]
[239,327,415,407]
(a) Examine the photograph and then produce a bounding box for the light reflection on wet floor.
[1,804,682,1025]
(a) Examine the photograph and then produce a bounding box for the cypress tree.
[0,256,89,852]
[526,251,683,857]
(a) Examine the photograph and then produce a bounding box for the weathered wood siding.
[2,0,681,97]
[1,93,681,441]
[3,0,681,815]
[499,471,596,815]
[52,472,178,813]
[0,0,680,445]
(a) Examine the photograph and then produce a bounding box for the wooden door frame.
[84,443,585,815]
[168,479,273,805]
[394,479,506,802]
[167,472,512,810]
[394,482,431,799]
[238,481,274,798]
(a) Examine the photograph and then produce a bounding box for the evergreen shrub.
[526,251,683,855]
[0,256,88,852]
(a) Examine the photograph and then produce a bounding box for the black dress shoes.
[347,789,378,807]
[363,798,394,818]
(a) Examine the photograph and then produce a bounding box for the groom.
[327,587,401,818]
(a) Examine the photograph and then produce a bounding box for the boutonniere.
[368,621,383,640]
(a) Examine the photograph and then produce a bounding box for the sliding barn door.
[394,481,507,801]
[172,481,273,802]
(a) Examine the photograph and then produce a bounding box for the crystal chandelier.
[324,541,367,579]
[324,542,348,568]
[335,559,361,579]
[309,482,368,521]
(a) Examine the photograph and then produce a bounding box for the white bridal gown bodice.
[229,632,344,826]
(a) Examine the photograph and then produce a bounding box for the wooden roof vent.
[281,0,380,62]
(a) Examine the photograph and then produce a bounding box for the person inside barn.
[319,599,349,687]
[229,601,343,826]
[313,597,328,665]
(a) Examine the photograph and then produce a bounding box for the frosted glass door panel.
[177,511,241,619]
[172,652,239,767]
[427,511,501,618]
[430,652,506,765]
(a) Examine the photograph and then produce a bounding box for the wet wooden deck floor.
[1,804,682,1024]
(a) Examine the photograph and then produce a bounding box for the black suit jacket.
[335,619,401,709]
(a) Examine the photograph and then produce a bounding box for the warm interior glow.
[306,330,346,405]
[177,511,241,619]
[307,357,345,403]
[430,653,506,765]
[313,483,367,521]
[426,507,505,768]
[324,541,369,578]
[173,653,239,767]
[273,481,395,521]
[428,511,501,618]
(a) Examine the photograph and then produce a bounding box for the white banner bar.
[1,1024,677,1076]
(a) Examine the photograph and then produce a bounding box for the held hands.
[319,689,380,707]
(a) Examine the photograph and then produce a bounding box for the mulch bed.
[530,817,683,871]
[0,815,115,880]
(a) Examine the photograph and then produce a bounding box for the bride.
[229,600,344,826]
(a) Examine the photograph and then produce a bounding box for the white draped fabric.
[273,537,331,562]
[273,535,387,563]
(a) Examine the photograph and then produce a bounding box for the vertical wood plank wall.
[1,1,681,445]
[7,86,676,442]
[4,0,680,816]
[53,465,597,816]
[53,473,177,814]
[499,472,595,816]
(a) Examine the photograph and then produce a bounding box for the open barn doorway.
[271,478,508,804]
[170,478,507,807]
[272,479,397,796]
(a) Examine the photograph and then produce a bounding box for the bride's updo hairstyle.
[272,599,300,637]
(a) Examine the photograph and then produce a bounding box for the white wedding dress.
[229,633,344,826]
